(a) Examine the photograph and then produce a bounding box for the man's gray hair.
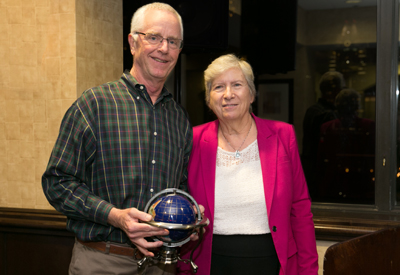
[130,2,183,40]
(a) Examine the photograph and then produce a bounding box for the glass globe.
[148,194,196,242]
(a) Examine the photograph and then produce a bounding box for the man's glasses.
[135,32,183,50]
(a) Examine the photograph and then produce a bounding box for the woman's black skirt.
[211,234,280,275]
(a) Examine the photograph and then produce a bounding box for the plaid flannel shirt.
[42,71,192,243]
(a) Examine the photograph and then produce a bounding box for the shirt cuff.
[90,198,115,226]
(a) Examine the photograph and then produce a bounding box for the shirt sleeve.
[42,98,114,226]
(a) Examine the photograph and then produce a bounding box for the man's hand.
[107,207,168,257]
[190,204,206,242]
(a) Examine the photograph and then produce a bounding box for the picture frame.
[255,79,294,124]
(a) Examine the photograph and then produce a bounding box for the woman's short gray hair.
[130,2,183,39]
[204,54,256,109]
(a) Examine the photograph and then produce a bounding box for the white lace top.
[214,139,270,235]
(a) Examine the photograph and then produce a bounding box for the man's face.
[129,9,182,84]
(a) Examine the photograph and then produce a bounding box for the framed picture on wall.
[256,79,294,124]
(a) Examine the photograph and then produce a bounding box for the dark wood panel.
[0,208,68,231]
[0,232,5,275]
[5,233,74,275]
[0,208,74,275]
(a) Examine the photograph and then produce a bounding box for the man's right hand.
[107,207,168,257]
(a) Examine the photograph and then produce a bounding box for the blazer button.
[272,226,277,232]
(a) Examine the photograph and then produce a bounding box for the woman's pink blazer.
[177,114,318,275]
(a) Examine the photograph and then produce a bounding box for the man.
[301,71,346,199]
[42,3,193,274]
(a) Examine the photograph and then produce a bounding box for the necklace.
[220,120,253,159]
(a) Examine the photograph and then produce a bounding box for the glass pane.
[298,1,377,204]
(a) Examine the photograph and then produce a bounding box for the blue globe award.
[138,188,209,273]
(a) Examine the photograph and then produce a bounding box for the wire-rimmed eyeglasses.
[134,32,183,50]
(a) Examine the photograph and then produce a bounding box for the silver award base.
[137,234,204,273]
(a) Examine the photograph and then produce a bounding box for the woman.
[177,54,318,275]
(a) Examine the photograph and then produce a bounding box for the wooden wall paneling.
[5,233,74,275]
[0,232,5,275]
[0,208,74,275]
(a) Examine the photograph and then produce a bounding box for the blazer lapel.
[199,121,219,220]
[253,115,277,218]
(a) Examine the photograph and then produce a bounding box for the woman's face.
[209,67,254,123]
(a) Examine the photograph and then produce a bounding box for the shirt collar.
[121,70,173,104]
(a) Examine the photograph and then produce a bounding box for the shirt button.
[152,160,156,164]
[137,96,140,100]
[272,226,277,232]
[150,188,154,192]
[154,132,157,136]
[140,86,144,90]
